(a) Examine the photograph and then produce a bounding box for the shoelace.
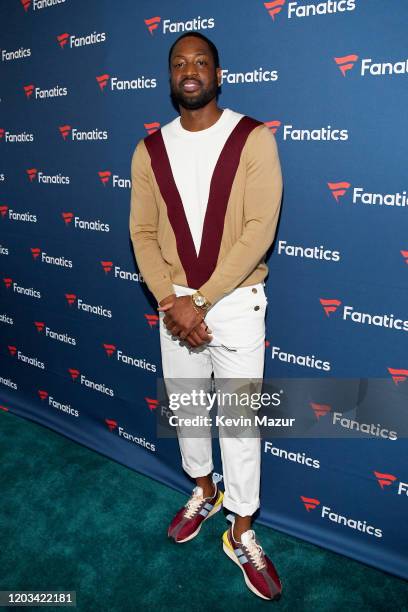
[242,530,266,570]
[183,489,205,519]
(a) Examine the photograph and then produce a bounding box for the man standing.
[129,32,283,601]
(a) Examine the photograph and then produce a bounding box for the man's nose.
[182,61,199,78]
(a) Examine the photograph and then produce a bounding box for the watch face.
[194,294,206,307]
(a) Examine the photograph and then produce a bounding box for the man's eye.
[197,60,207,66]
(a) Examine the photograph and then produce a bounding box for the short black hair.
[168,32,220,69]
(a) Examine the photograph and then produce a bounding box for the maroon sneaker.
[168,484,224,543]
[222,525,282,601]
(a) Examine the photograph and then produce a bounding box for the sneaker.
[168,483,224,543]
[222,525,282,601]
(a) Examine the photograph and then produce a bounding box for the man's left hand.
[158,295,204,339]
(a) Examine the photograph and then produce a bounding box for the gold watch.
[191,291,211,314]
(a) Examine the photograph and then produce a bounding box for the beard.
[170,76,219,110]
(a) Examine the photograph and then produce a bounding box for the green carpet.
[0,410,407,612]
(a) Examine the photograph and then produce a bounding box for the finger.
[194,324,213,342]
[168,324,182,336]
[157,303,173,312]
[186,336,198,348]
[189,329,208,346]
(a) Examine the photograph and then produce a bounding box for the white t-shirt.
[161,108,244,256]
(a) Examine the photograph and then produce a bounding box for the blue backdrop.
[1,0,407,580]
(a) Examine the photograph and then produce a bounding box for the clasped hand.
[157,294,213,348]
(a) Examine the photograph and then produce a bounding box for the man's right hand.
[184,320,213,348]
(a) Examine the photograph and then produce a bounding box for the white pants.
[159,282,267,516]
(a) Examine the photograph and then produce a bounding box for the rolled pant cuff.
[222,496,260,517]
[182,461,214,479]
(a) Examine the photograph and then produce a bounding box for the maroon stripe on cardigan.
[144,115,262,288]
[144,129,198,285]
[196,116,262,287]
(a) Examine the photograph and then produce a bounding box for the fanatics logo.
[96,72,156,91]
[24,82,67,99]
[269,122,347,141]
[96,74,110,91]
[105,418,118,431]
[57,31,106,49]
[103,343,116,357]
[103,345,157,372]
[328,181,351,202]
[3,278,13,288]
[98,170,130,188]
[373,471,397,489]
[319,298,341,317]
[0,128,34,143]
[145,314,159,328]
[104,419,156,451]
[65,293,76,306]
[264,0,285,21]
[64,292,112,318]
[0,405,10,412]
[57,33,69,48]
[61,211,110,232]
[145,16,161,35]
[300,496,320,511]
[7,345,45,369]
[301,494,382,536]
[334,54,358,76]
[59,125,107,141]
[100,260,143,282]
[265,1,356,21]
[62,212,73,224]
[26,168,70,184]
[324,303,408,333]
[59,125,71,140]
[145,15,214,35]
[400,250,408,264]
[145,397,159,411]
[373,470,408,496]
[21,0,68,12]
[264,120,281,134]
[34,322,76,345]
[387,367,408,385]
[144,122,160,135]
[38,390,48,400]
[310,402,331,419]
[31,247,41,259]
[30,247,73,268]
[69,368,114,395]
[68,368,80,381]
[26,168,37,182]
[101,261,113,273]
[24,84,35,99]
[0,206,9,218]
[98,170,111,185]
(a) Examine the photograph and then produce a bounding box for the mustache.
[180,77,202,86]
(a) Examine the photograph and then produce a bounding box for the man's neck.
[179,103,223,132]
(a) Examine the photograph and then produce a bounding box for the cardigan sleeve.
[129,139,175,304]
[198,125,283,306]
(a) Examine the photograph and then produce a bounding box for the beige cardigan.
[129,115,283,307]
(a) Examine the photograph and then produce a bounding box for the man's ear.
[216,67,222,87]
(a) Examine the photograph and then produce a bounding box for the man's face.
[169,37,221,110]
